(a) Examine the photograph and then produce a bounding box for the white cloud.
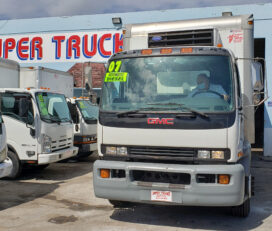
[0,0,271,19]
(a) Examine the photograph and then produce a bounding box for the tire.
[231,199,250,217]
[7,150,22,179]
[108,200,131,208]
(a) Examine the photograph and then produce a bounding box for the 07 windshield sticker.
[108,60,122,73]
[105,72,127,82]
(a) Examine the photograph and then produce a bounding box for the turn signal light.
[100,169,110,178]
[238,152,244,158]
[218,174,230,184]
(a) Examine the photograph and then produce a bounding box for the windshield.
[76,100,98,121]
[74,88,89,98]
[35,92,71,123]
[101,55,234,113]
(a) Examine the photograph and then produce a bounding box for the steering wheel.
[3,112,24,121]
[192,90,224,99]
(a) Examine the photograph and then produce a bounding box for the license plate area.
[151,190,172,202]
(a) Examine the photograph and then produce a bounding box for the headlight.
[105,146,127,156]
[211,151,225,159]
[0,146,7,163]
[117,147,127,155]
[197,150,225,159]
[106,146,116,155]
[42,134,52,153]
[197,150,210,159]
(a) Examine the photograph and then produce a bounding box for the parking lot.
[0,152,271,231]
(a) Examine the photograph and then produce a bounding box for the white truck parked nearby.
[0,114,12,178]
[93,14,264,217]
[0,59,78,178]
[20,67,98,158]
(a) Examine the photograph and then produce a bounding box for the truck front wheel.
[7,150,22,179]
[231,199,250,217]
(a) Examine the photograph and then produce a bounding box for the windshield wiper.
[116,107,176,117]
[147,103,209,118]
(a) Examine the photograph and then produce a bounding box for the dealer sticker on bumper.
[151,190,172,202]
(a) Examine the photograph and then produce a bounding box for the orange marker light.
[248,21,253,25]
[218,174,230,184]
[238,152,244,158]
[181,47,193,53]
[100,169,110,178]
[160,48,172,54]
[217,43,223,48]
[141,49,153,55]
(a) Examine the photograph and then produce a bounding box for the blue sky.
[0,0,271,19]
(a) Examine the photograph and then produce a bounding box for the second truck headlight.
[106,146,127,156]
[42,134,52,153]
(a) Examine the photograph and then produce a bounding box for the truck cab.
[0,114,13,178]
[93,14,263,217]
[0,88,78,178]
[68,97,98,157]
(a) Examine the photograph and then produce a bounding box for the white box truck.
[0,114,13,178]
[93,14,264,217]
[0,59,78,178]
[21,67,98,158]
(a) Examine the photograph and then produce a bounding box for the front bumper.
[0,158,13,178]
[93,160,245,206]
[38,146,78,164]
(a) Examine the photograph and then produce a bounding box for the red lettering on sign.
[113,33,123,53]
[17,37,29,60]
[31,37,43,60]
[4,38,16,58]
[98,33,112,58]
[52,36,65,59]
[67,35,81,59]
[147,118,174,125]
[83,34,97,58]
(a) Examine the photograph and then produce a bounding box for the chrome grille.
[51,137,72,151]
[129,146,195,159]
[148,29,213,47]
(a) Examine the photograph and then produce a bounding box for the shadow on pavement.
[0,181,59,211]
[15,152,98,181]
[110,152,272,230]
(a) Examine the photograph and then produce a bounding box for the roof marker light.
[181,48,193,53]
[141,49,153,55]
[160,48,172,54]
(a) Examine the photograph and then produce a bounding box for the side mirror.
[67,102,79,124]
[85,83,91,92]
[251,61,264,91]
[251,61,264,105]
